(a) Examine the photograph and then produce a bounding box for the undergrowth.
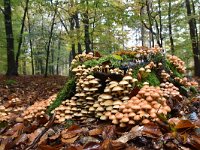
[47,77,76,114]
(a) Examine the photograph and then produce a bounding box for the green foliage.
[165,60,183,78]
[5,79,17,85]
[47,78,76,113]
[144,71,160,86]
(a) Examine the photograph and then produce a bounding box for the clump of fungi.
[49,47,198,126]
[167,54,186,73]
[94,75,137,121]
[108,85,171,127]
[0,106,10,122]
[160,82,182,98]
[22,94,56,122]
[174,77,198,87]
[54,66,138,123]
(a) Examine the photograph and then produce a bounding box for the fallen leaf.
[102,125,116,140]
[187,135,200,149]
[28,127,44,143]
[83,142,101,150]
[142,123,162,138]
[100,139,113,150]
[175,120,195,130]
[61,135,79,144]
[4,123,24,136]
[13,133,28,145]
[89,128,103,136]
[115,126,143,143]
[100,139,127,150]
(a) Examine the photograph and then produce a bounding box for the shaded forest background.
[0,0,199,76]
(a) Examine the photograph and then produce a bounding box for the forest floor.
[0,75,200,150]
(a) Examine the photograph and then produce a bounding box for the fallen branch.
[25,114,55,150]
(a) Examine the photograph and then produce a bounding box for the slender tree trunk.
[16,0,29,73]
[44,7,57,77]
[74,12,82,54]
[4,0,18,76]
[185,0,200,76]
[168,0,175,54]
[83,0,91,53]
[158,0,162,47]
[56,36,61,75]
[27,9,34,75]
[69,16,76,59]
[146,0,154,47]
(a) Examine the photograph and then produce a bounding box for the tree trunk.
[69,16,76,59]
[74,12,82,54]
[4,0,18,76]
[168,0,175,54]
[83,0,91,53]
[158,0,162,47]
[16,0,29,73]
[27,10,34,75]
[56,36,61,75]
[185,0,200,76]
[44,7,57,77]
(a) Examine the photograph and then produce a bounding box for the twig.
[25,114,55,150]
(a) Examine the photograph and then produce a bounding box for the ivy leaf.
[112,54,123,61]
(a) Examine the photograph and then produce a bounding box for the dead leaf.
[100,139,113,150]
[89,128,103,136]
[115,126,143,143]
[83,142,101,150]
[28,127,44,143]
[142,123,162,138]
[61,135,79,144]
[187,135,200,149]
[175,120,195,130]
[100,140,127,150]
[14,133,28,145]
[4,123,24,137]
[62,131,78,139]
[102,125,116,140]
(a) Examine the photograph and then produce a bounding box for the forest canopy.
[0,0,199,76]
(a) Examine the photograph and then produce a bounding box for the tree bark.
[185,0,200,76]
[168,0,175,54]
[27,9,34,75]
[44,6,57,77]
[4,0,18,76]
[83,0,91,53]
[56,35,61,75]
[74,12,82,54]
[69,16,76,60]
[16,0,29,73]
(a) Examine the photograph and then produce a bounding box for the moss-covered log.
[47,78,76,113]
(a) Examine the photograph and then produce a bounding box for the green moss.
[5,79,17,85]
[165,60,183,78]
[47,78,76,114]
[143,71,160,86]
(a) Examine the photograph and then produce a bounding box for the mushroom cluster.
[93,75,137,121]
[106,85,171,127]
[174,77,198,87]
[0,106,10,122]
[115,46,163,58]
[53,75,137,123]
[160,82,182,98]
[54,73,102,123]
[167,55,186,73]
[71,52,97,65]
[161,70,170,81]
[22,94,56,121]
